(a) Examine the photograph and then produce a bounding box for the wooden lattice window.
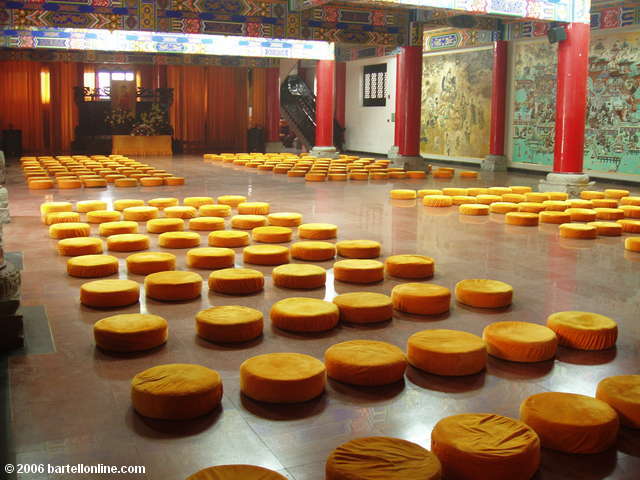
[363,64,387,107]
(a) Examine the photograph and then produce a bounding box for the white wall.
[344,56,396,154]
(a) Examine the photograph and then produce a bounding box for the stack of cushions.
[326,437,442,480]
[324,340,407,386]
[519,392,619,453]
[240,353,326,403]
[131,364,223,419]
[431,413,540,480]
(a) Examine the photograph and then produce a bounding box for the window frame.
[362,63,387,107]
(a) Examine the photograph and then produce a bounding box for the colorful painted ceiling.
[0,0,409,47]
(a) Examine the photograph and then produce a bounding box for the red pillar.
[334,61,346,128]
[315,59,335,148]
[489,40,508,156]
[265,67,280,143]
[553,23,590,174]
[396,46,422,156]
[394,54,405,149]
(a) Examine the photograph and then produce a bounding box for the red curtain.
[0,60,45,153]
[251,68,267,129]
[168,64,248,152]
[48,62,80,153]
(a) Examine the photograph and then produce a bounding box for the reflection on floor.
[4,155,640,480]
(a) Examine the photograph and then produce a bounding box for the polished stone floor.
[4,155,640,479]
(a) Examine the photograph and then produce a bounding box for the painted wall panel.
[511,29,640,174]
[420,48,493,159]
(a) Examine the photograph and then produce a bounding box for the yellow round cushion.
[164,206,197,219]
[139,177,163,187]
[196,306,263,343]
[559,223,597,239]
[455,279,513,308]
[587,221,622,236]
[144,271,202,301]
[107,233,150,252]
[272,264,326,289]
[423,195,453,207]
[418,189,443,197]
[186,465,287,480]
[391,283,451,315]
[94,313,168,352]
[49,222,91,239]
[238,202,270,215]
[442,187,468,196]
[199,204,232,217]
[298,223,338,240]
[596,375,640,429]
[44,211,81,225]
[114,178,137,187]
[619,196,640,206]
[407,329,486,376]
[566,208,597,222]
[618,219,640,233]
[593,207,624,220]
[83,178,107,188]
[505,212,539,226]
[483,321,557,362]
[488,187,512,195]
[57,237,103,256]
[270,297,338,332]
[40,201,72,217]
[384,254,434,279]
[581,190,605,200]
[217,195,247,207]
[123,206,159,221]
[539,211,571,224]
[113,199,145,211]
[99,221,139,236]
[475,194,502,205]
[148,197,179,209]
[459,204,489,215]
[525,192,549,202]
[243,245,289,265]
[86,210,121,224]
[431,413,540,480]
[183,196,214,208]
[390,189,417,200]
[189,217,225,231]
[67,254,119,278]
[517,202,546,213]
[542,200,570,211]
[451,196,477,206]
[158,231,201,248]
[568,199,593,208]
[625,237,640,252]
[164,176,185,186]
[267,212,303,227]
[126,252,176,275]
[333,259,384,284]
[336,240,381,259]
[28,179,53,190]
[231,214,268,230]
[186,247,235,269]
[80,279,139,308]
[502,193,526,203]
[240,353,326,403]
[326,436,441,480]
[520,392,618,454]
[290,241,336,261]
[324,340,406,386]
[252,226,293,243]
[131,363,222,420]
[619,205,640,218]
[76,200,107,213]
[332,292,392,324]
[146,218,185,234]
[208,230,250,248]
[546,311,617,350]
[489,202,519,214]
[208,268,264,295]
[604,188,629,199]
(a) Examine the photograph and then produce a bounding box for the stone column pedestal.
[309,145,339,159]
[481,154,508,171]
[538,172,595,197]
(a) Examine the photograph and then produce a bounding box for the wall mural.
[420,48,492,159]
[512,30,640,174]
